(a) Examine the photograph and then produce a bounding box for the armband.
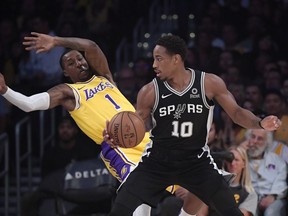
[2,87,50,112]
[258,120,265,129]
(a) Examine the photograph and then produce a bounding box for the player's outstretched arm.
[206,73,281,131]
[0,73,71,112]
[23,32,115,85]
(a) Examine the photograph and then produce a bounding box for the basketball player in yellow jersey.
[66,75,150,181]
[0,32,152,215]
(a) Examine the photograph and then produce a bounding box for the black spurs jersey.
[151,69,214,151]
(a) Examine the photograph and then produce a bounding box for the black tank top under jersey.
[151,69,214,151]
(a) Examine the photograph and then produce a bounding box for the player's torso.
[66,76,149,163]
[151,69,214,150]
[66,76,134,143]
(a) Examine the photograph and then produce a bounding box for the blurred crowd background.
[1,0,288,215]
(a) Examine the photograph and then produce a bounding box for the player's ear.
[174,54,181,64]
[63,70,68,77]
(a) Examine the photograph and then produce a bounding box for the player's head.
[59,49,92,83]
[155,35,187,61]
[152,35,187,80]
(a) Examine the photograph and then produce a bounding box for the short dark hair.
[264,88,284,101]
[59,115,77,128]
[156,35,187,61]
[59,48,73,70]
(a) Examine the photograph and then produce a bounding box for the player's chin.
[79,71,92,81]
[156,73,165,80]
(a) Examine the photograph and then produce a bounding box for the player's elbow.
[20,102,40,112]
[21,93,50,112]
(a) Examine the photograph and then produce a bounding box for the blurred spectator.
[263,69,282,90]
[41,115,100,177]
[221,110,246,146]
[221,83,247,146]
[0,18,18,87]
[253,53,274,81]
[115,65,138,105]
[243,99,256,113]
[85,0,116,49]
[263,61,279,80]
[18,14,65,94]
[193,29,222,72]
[21,116,100,215]
[208,119,225,152]
[220,0,248,31]
[268,140,288,164]
[0,97,10,133]
[228,82,245,106]
[217,50,236,75]
[0,18,21,134]
[207,119,226,168]
[253,34,279,60]
[214,23,242,52]
[197,145,258,216]
[277,59,288,78]
[198,15,222,49]
[185,47,199,69]
[225,65,243,85]
[237,15,268,54]
[244,83,265,117]
[281,78,288,105]
[216,50,243,77]
[133,57,154,90]
[263,89,288,145]
[17,0,36,30]
[244,129,287,216]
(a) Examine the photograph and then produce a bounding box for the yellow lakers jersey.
[66,75,150,165]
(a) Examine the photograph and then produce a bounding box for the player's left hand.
[260,115,282,131]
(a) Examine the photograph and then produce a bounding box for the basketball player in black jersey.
[107,35,281,216]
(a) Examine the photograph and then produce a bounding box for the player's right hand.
[23,32,55,53]
[0,73,8,94]
[103,120,117,148]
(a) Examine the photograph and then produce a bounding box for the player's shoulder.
[139,80,154,94]
[137,81,155,106]
[204,72,226,87]
[49,83,71,92]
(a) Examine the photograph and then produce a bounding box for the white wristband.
[2,87,50,112]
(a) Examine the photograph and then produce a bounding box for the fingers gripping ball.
[108,111,145,148]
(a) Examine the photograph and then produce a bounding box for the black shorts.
[112,148,243,216]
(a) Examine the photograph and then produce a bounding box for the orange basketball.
[108,111,146,148]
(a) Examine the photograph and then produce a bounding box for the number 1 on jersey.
[105,94,121,110]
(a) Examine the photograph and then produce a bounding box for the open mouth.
[80,65,88,72]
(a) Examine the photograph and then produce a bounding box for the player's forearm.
[2,87,50,112]
[54,36,115,84]
[53,36,98,52]
[233,108,262,129]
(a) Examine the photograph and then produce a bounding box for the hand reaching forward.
[23,32,55,53]
[0,73,8,94]
[103,120,118,148]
